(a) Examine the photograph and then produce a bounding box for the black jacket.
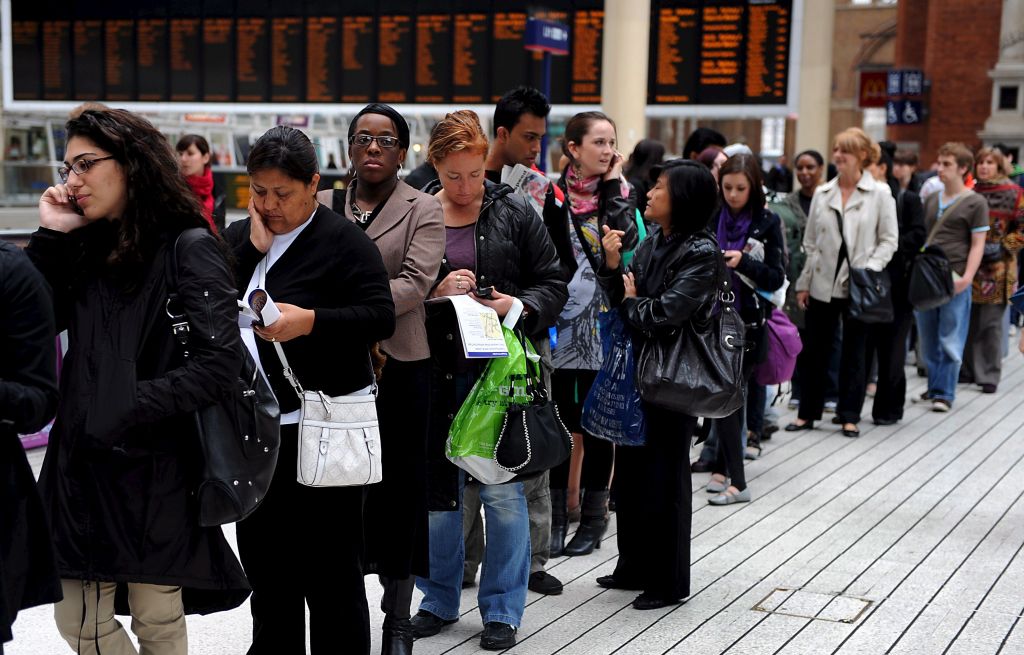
[25,222,250,615]
[423,180,568,511]
[599,228,720,334]
[0,242,61,644]
[730,208,787,326]
[890,186,926,311]
[223,205,396,411]
[548,175,640,282]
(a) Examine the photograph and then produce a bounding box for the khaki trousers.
[54,579,186,655]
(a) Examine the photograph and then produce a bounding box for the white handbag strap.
[260,256,376,398]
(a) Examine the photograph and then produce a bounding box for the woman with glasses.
[26,107,249,654]
[316,103,445,655]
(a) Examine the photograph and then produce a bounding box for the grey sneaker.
[824,400,838,413]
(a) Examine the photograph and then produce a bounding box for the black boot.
[549,488,568,558]
[382,616,414,655]
[564,490,609,556]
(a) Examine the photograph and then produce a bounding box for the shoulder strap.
[924,192,969,246]
[832,208,850,283]
[569,210,603,275]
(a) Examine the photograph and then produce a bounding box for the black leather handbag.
[493,333,572,478]
[635,254,747,419]
[167,230,281,527]
[834,209,894,323]
[908,244,955,311]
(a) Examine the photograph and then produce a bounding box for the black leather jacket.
[599,228,720,335]
[423,179,568,511]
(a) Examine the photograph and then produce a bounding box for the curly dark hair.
[66,109,209,278]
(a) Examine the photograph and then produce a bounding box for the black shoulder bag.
[907,195,968,311]
[635,251,747,419]
[833,208,894,323]
[166,229,281,527]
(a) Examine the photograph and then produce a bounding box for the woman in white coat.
[786,128,898,437]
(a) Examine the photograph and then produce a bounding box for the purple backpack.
[753,308,803,386]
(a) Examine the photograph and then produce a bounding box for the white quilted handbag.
[273,342,382,488]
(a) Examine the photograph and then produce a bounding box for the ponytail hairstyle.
[427,110,489,166]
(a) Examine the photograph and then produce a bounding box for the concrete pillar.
[981,0,1024,150]
[794,0,835,158]
[600,0,650,155]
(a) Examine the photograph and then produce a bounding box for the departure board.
[6,1,794,107]
[650,0,792,105]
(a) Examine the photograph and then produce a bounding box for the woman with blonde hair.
[964,147,1024,392]
[412,110,566,651]
[786,127,898,437]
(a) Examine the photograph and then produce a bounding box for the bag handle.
[258,257,376,399]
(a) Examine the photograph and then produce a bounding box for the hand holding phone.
[474,285,494,299]
[38,184,89,233]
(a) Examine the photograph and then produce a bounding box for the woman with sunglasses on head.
[412,110,566,651]
[26,107,249,654]
[316,103,445,655]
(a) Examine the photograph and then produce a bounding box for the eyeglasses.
[58,156,115,183]
[349,134,401,150]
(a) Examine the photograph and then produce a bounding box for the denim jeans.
[915,287,972,403]
[417,470,530,627]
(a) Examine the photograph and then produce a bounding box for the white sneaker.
[824,400,838,413]
[932,399,951,413]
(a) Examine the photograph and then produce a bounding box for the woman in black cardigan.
[223,126,395,655]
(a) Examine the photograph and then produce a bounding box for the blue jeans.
[915,287,972,403]
[416,471,530,627]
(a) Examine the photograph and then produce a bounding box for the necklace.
[351,200,374,224]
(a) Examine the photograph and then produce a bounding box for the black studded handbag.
[167,229,281,527]
[493,330,572,478]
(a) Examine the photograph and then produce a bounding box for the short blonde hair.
[427,110,489,166]
[833,127,879,169]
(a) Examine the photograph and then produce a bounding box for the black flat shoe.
[632,592,683,610]
[842,425,860,437]
[784,421,814,432]
[410,610,457,639]
[480,622,517,650]
[596,574,644,591]
[831,416,843,425]
[873,418,898,426]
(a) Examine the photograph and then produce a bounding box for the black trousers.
[236,425,370,655]
[612,405,695,601]
[550,369,614,491]
[797,298,870,425]
[866,308,915,422]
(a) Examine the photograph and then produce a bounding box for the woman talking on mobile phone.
[546,111,638,558]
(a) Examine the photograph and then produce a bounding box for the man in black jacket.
[0,241,61,653]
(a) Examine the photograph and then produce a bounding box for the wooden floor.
[10,356,1024,655]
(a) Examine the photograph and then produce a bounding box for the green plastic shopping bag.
[447,326,539,484]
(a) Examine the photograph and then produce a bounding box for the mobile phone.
[68,195,85,216]
[474,285,494,299]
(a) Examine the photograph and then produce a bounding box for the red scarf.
[186,168,216,231]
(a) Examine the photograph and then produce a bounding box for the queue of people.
[4,95,1022,655]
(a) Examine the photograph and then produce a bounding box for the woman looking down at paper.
[222,125,395,655]
[414,110,566,651]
